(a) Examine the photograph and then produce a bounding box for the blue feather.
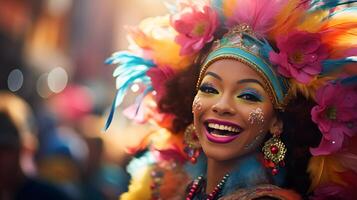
[104,52,156,130]
[222,153,271,195]
[115,70,148,89]
[134,86,154,115]
[322,56,357,74]
[105,51,155,67]
[327,6,357,19]
[260,39,274,61]
[341,75,357,86]
[309,0,357,12]
[184,153,207,179]
[113,65,149,78]
[104,90,119,131]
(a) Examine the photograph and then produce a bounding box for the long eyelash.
[199,83,218,94]
[239,89,263,102]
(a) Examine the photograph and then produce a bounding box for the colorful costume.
[105,0,357,199]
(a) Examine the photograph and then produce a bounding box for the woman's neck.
[205,157,237,193]
[205,152,264,194]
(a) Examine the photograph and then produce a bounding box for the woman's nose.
[211,95,236,116]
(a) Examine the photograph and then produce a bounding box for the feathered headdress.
[105,0,357,198]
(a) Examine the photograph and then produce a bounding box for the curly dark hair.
[279,95,321,197]
[158,63,200,133]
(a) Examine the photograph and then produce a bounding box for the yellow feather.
[269,0,305,39]
[297,10,329,32]
[308,155,348,191]
[319,11,357,57]
[120,166,152,200]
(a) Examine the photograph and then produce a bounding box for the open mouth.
[204,119,243,144]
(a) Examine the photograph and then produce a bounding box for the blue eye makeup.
[199,83,219,94]
[238,88,263,102]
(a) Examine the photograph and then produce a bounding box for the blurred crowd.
[0,0,167,199]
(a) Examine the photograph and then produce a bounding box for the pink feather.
[227,0,288,37]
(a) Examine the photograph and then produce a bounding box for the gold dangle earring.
[262,128,287,175]
[184,123,201,164]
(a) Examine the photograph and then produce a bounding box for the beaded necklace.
[186,174,229,200]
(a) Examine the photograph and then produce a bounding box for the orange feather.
[308,155,348,191]
[269,0,308,39]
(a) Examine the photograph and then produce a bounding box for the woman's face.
[193,59,279,161]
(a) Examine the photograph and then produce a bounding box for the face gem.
[192,95,202,113]
[248,108,264,125]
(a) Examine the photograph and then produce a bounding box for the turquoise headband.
[197,25,290,110]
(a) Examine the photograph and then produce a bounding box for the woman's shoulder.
[220,184,301,200]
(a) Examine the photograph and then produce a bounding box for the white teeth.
[207,123,240,132]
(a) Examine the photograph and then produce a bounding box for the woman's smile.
[203,119,243,143]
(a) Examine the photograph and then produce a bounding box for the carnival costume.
[105,0,357,199]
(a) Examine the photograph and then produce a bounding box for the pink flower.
[146,66,175,102]
[310,82,357,155]
[171,1,219,55]
[269,31,328,83]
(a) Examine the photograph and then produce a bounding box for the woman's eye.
[238,93,261,102]
[199,84,219,94]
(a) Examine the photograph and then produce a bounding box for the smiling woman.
[104,0,357,199]
[194,60,278,162]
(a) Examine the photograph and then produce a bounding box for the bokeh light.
[7,69,24,92]
[37,73,52,98]
[47,67,68,93]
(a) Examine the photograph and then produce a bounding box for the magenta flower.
[171,1,219,55]
[146,66,175,102]
[269,31,328,83]
[310,82,357,155]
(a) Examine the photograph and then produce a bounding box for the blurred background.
[0,0,167,199]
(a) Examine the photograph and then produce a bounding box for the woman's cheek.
[192,95,202,114]
[248,107,265,126]
[244,107,266,150]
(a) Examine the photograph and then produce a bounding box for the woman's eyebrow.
[237,79,264,88]
[205,71,222,81]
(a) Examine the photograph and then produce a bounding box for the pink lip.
[205,129,240,144]
[203,119,243,144]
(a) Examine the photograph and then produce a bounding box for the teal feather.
[184,152,207,179]
[105,51,154,67]
[260,39,274,61]
[104,52,156,130]
[113,65,149,77]
[221,153,271,195]
[134,85,153,115]
[115,70,148,90]
[328,6,357,18]
[322,56,357,74]
[309,0,357,12]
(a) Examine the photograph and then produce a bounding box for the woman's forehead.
[204,59,264,82]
